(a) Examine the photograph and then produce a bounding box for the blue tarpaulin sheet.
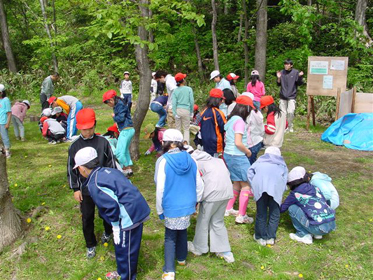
[321,113,373,151]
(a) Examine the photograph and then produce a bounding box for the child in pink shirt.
[246,70,265,110]
[11,100,30,141]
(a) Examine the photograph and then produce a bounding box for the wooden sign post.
[306,56,349,129]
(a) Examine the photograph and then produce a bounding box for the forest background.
[1,0,372,118]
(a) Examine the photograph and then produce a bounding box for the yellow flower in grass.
[57,235,62,239]
[24,155,28,158]
[260,265,264,270]
[48,164,52,168]
[100,256,105,261]
[26,218,32,223]
[41,202,46,206]
[299,274,303,278]
[103,242,109,247]
[45,226,51,231]
[266,244,271,248]
[345,264,349,268]
[98,278,102,280]
[14,183,18,187]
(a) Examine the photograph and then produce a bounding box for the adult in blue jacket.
[74,147,150,280]
[281,166,336,245]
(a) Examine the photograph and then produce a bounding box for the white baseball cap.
[0,84,5,92]
[23,100,31,108]
[242,92,254,100]
[73,147,98,169]
[210,70,220,80]
[288,166,306,183]
[163,129,183,142]
[42,108,52,117]
[51,106,63,115]
[265,146,281,157]
[152,72,156,77]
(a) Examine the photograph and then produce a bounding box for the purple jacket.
[280,182,335,225]
[11,102,28,122]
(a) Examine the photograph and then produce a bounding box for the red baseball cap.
[227,73,240,81]
[236,95,255,109]
[193,104,199,111]
[102,90,117,103]
[107,124,119,134]
[175,73,187,82]
[260,95,274,109]
[209,88,225,99]
[40,116,48,123]
[76,108,96,130]
[48,96,57,104]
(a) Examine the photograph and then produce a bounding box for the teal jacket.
[172,86,194,116]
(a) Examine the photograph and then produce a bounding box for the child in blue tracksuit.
[74,147,150,280]
[281,166,336,244]
[247,147,288,246]
[103,89,135,177]
[154,129,204,280]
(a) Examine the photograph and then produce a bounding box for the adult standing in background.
[172,73,194,144]
[155,70,177,128]
[276,59,304,133]
[40,73,59,110]
[210,70,231,91]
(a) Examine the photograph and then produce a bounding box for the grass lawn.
[1,98,372,280]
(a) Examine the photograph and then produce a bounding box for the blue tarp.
[321,113,373,151]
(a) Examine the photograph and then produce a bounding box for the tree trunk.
[355,0,372,47]
[148,8,154,43]
[0,145,23,252]
[307,0,312,5]
[254,0,267,82]
[211,0,219,70]
[242,0,249,85]
[193,26,204,80]
[130,0,152,161]
[237,12,243,42]
[0,0,17,73]
[39,0,58,73]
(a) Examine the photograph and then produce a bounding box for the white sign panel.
[330,60,345,71]
[323,75,333,89]
[310,61,329,74]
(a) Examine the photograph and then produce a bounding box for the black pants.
[80,194,113,248]
[47,131,65,142]
[40,94,49,110]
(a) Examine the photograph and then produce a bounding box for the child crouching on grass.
[74,147,150,280]
[154,129,204,280]
[188,148,234,263]
[281,166,336,244]
[247,147,288,246]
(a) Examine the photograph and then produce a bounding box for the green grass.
[1,101,373,280]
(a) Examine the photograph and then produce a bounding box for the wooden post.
[335,88,341,121]
[351,87,357,113]
[311,96,316,126]
[306,95,312,130]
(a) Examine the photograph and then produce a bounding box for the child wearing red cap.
[103,90,135,177]
[172,73,194,144]
[247,70,266,110]
[260,96,288,148]
[189,104,201,135]
[199,89,227,157]
[224,96,254,224]
[103,124,120,154]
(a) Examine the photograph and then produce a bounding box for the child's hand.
[111,113,115,117]
[159,214,165,220]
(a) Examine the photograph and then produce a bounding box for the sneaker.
[21,137,25,141]
[86,246,96,259]
[224,208,239,217]
[177,260,186,266]
[5,150,11,159]
[313,235,323,240]
[216,251,235,263]
[101,232,112,244]
[289,127,294,133]
[235,215,254,224]
[253,234,266,246]
[187,241,202,256]
[16,136,21,140]
[162,272,175,280]
[48,140,57,145]
[266,238,275,245]
[128,169,134,177]
[106,271,120,280]
[289,233,313,244]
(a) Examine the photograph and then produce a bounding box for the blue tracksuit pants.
[66,101,83,139]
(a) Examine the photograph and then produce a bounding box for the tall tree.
[130,0,152,160]
[211,0,219,70]
[0,0,17,72]
[0,147,23,252]
[254,0,268,82]
[355,0,372,47]
[39,0,58,72]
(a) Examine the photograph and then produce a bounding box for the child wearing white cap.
[154,129,204,280]
[247,147,288,246]
[246,70,266,110]
[74,146,150,280]
[280,166,336,244]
